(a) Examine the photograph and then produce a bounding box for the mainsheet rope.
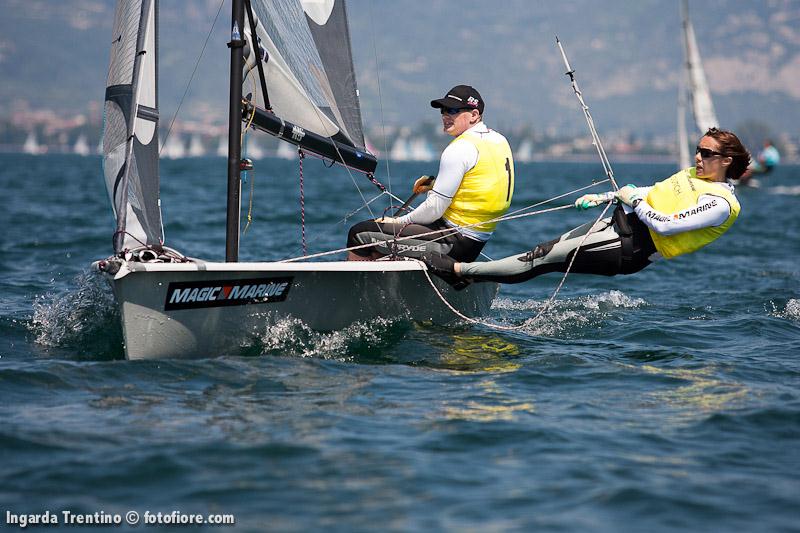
[279,178,611,263]
[418,201,614,331]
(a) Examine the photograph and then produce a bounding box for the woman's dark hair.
[704,128,751,180]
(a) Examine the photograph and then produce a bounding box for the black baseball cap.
[430,85,484,114]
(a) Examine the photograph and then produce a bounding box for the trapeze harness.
[346,123,514,261]
[458,168,740,283]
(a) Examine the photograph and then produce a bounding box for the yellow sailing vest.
[646,167,740,259]
[443,131,514,233]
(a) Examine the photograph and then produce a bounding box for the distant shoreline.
[2,149,797,166]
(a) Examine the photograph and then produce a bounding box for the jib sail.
[102,0,163,253]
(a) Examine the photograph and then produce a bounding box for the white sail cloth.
[245,0,367,150]
[102,0,163,252]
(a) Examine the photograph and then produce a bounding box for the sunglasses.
[696,146,724,159]
[440,107,472,116]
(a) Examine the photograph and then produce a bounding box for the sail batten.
[102,0,163,253]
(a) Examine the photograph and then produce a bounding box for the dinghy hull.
[101,260,497,360]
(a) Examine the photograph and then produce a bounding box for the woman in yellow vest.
[346,85,514,261]
[423,128,749,284]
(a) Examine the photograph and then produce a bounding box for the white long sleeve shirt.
[631,182,736,235]
[396,122,495,241]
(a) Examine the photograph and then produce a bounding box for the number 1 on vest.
[505,158,512,201]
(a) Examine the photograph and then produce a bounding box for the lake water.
[1,153,798,531]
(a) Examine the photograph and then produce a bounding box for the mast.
[225,0,245,262]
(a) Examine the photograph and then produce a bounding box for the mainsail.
[243,0,376,173]
[102,0,163,253]
[679,0,718,168]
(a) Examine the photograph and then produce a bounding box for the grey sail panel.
[246,0,367,151]
[102,0,163,252]
[302,0,365,149]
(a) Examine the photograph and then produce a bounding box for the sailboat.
[275,138,296,159]
[95,0,496,360]
[677,0,718,169]
[216,135,228,157]
[23,131,44,155]
[161,132,186,159]
[516,139,533,163]
[73,134,91,156]
[187,134,206,157]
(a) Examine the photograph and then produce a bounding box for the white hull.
[102,260,497,360]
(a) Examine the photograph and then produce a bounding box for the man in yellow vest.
[346,85,514,261]
[423,128,749,284]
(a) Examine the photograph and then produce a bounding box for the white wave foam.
[248,315,399,360]
[768,185,800,196]
[582,289,646,310]
[788,299,800,319]
[775,298,800,321]
[30,269,119,348]
[491,290,646,336]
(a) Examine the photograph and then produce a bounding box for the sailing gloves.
[413,175,435,195]
[615,184,645,207]
[574,191,615,210]
[575,186,645,210]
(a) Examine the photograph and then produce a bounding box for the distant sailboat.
[161,133,186,159]
[516,139,533,163]
[389,136,410,161]
[677,0,718,168]
[23,131,44,155]
[73,134,91,156]
[188,134,205,157]
[244,136,265,160]
[216,136,227,157]
[275,139,296,159]
[407,137,434,161]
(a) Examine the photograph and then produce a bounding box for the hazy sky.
[1,0,799,137]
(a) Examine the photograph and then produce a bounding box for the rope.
[367,173,387,192]
[280,180,611,263]
[159,0,225,156]
[241,100,257,236]
[417,201,614,331]
[557,37,619,191]
[368,1,394,201]
[299,148,306,255]
[279,189,413,261]
[242,164,255,235]
[280,204,576,262]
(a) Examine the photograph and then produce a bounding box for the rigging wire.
[241,73,258,236]
[418,201,615,331]
[556,36,619,191]
[279,189,409,261]
[280,180,607,263]
[236,2,399,255]
[368,1,394,201]
[159,0,226,156]
[279,179,612,263]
